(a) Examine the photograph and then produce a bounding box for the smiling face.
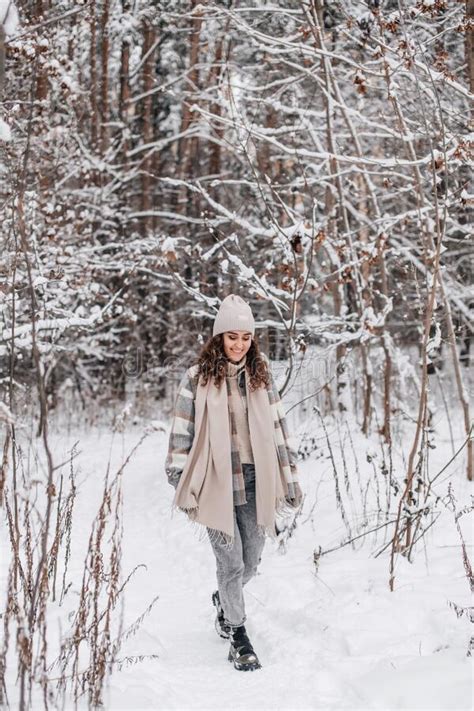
[222,331,253,363]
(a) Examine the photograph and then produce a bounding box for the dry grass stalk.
[0,425,152,708]
[446,484,474,656]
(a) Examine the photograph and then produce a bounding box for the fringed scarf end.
[171,501,235,550]
[257,522,277,540]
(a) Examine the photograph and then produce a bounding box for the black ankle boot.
[228,624,262,671]
[211,590,231,639]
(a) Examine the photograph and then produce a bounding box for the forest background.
[0,0,472,709]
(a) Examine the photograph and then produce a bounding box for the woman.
[165,294,303,672]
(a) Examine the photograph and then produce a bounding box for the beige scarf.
[172,362,292,547]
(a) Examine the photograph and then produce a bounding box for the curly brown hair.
[193,334,270,391]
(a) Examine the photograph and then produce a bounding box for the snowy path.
[86,427,471,711]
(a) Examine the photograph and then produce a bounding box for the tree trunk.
[90,2,98,149]
[177,0,202,179]
[100,0,110,155]
[466,0,474,97]
[140,17,155,235]
[35,0,48,104]
[0,24,5,99]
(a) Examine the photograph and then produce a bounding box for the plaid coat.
[165,361,301,504]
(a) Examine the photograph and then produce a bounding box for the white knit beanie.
[212,294,255,337]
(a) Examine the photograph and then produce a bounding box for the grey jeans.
[207,463,266,627]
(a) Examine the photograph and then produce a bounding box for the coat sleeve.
[267,369,299,475]
[165,368,197,490]
[266,364,303,509]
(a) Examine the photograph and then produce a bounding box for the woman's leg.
[207,465,265,627]
[207,509,247,627]
[237,464,266,586]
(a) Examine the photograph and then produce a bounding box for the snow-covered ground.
[107,424,472,711]
[2,399,470,711]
